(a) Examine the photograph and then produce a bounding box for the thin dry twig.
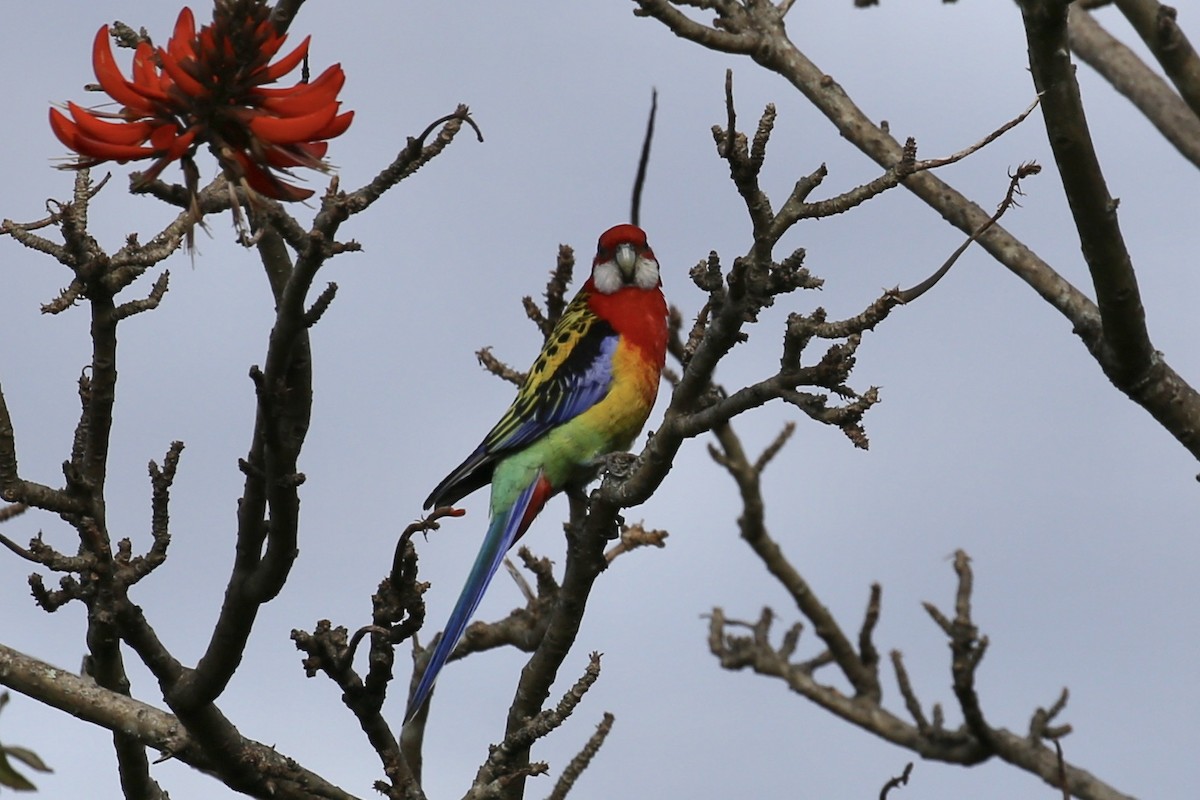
[546,712,615,800]
[472,653,604,796]
[477,346,528,386]
[603,522,669,563]
[896,162,1042,303]
[879,763,913,800]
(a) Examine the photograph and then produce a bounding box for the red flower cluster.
[50,2,353,201]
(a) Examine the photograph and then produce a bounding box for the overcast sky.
[2,2,1197,799]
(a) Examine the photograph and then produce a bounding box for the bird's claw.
[608,513,625,540]
[594,451,639,479]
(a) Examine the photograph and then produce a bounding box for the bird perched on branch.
[406,223,668,721]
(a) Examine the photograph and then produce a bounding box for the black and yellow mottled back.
[423,290,616,510]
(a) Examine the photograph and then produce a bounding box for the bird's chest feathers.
[586,284,668,372]
[572,286,668,444]
[503,287,666,487]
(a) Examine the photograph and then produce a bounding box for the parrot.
[405,223,668,721]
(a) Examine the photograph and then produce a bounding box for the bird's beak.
[615,243,637,279]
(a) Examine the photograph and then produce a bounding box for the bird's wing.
[424,293,616,509]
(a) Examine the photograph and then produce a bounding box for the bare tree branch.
[1115,0,1200,119]
[702,406,1134,799]
[1020,0,1153,379]
[345,107,482,215]
[879,763,913,800]
[545,712,615,800]
[634,0,1200,462]
[474,653,603,797]
[1068,5,1200,168]
[0,644,360,800]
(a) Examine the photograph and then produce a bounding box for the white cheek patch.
[633,255,660,289]
[592,253,662,293]
[592,256,661,294]
[593,260,623,294]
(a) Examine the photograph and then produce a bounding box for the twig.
[542,246,575,335]
[0,503,27,524]
[912,97,1042,171]
[896,162,1042,304]
[474,653,603,796]
[1054,740,1070,800]
[879,763,913,800]
[546,712,615,800]
[630,89,658,226]
[890,651,930,733]
[477,347,528,386]
[345,106,482,215]
[603,521,669,564]
[1068,5,1200,168]
[1115,0,1200,120]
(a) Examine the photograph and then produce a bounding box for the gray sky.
[2,2,1196,798]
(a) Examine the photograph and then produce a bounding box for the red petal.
[253,65,344,98]
[271,182,316,201]
[68,102,153,145]
[165,127,198,159]
[131,42,164,96]
[126,42,173,104]
[198,25,216,57]
[249,103,338,145]
[263,140,328,169]
[313,109,353,140]
[92,26,155,114]
[133,157,170,185]
[256,64,344,116]
[49,108,82,150]
[145,123,198,160]
[260,36,310,83]
[158,46,207,97]
[257,20,286,58]
[228,149,314,201]
[168,8,197,61]
[68,132,156,162]
[149,122,180,151]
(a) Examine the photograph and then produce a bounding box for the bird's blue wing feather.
[491,330,617,450]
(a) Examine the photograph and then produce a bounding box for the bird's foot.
[594,451,639,480]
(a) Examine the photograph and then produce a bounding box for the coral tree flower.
[49,1,353,201]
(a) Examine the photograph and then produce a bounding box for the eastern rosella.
[406,223,668,721]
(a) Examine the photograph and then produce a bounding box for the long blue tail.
[404,475,543,722]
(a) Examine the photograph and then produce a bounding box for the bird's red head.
[592,224,660,294]
[596,223,649,255]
